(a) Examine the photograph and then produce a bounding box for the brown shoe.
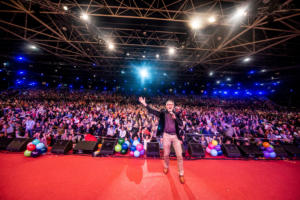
[163,168,168,174]
[179,175,185,184]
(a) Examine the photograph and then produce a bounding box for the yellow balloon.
[212,140,218,146]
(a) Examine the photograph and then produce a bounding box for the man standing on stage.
[139,97,185,184]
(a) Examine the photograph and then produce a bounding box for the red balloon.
[27,143,36,151]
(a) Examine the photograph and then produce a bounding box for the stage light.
[18,70,25,75]
[261,69,266,72]
[163,73,167,76]
[142,55,146,58]
[249,70,255,74]
[63,6,68,11]
[208,16,216,23]
[223,91,228,95]
[189,17,202,30]
[92,63,96,66]
[76,77,79,80]
[234,7,247,19]
[108,43,115,50]
[29,45,37,50]
[121,70,125,74]
[156,54,159,58]
[3,62,8,66]
[17,56,24,61]
[216,80,220,84]
[226,77,231,81]
[209,71,214,76]
[126,52,130,56]
[168,47,175,55]
[80,13,89,21]
[243,57,251,62]
[234,91,239,95]
[139,68,148,79]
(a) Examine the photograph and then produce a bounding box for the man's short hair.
[165,100,174,105]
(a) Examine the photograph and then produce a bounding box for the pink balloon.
[136,144,143,151]
[208,143,215,149]
[206,147,211,154]
[130,151,134,156]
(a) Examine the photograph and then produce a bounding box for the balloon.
[130,145,136,152]
[24,150,31,157]
[98,144,102,148]
[134,150,140,157]
[140,149,145,156]
[266,147,274,153]
[206,147,211,154]
[269,152,276,158]
[215,145,221,151]
[27,143,36,151]
[212,140,218,146]
[36,143,45,150]
[118,138,125,145]
[31,150,40,158]
[32,139,40,145]
[27,142,33,147]
[120,149,127,154]
[122,143,128,150]
[130,151,134,156]
[136,144,143,151]
[125,141,130,147]
[210,149,218,156]
[114,144,122,152]
[269,145,274,149]
[263,151,270,158]
[217,150,223,156]
[133,140,139,146]
[263,142,270,148]
[41,147,47,154]
[208,143,215,149]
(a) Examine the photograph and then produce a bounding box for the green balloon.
[120,149,127,154]
[114,144,122,152]
[118,138,125,145]
[24,150,32,157]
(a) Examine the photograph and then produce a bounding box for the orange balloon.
[263,142,270,148]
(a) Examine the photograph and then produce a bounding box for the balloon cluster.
[24,139,47,158]
[114,138,131,155]
[206,140,223,157]
[261,142,276,158]
[129,139,145,158]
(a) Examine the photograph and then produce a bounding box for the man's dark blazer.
[146,105,183,141]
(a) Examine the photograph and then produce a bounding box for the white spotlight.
[209,71,214,76]
[63,6,68,11]
[142,55,146,58]
[29,45,37,50]
[261,69,266,72]
[208,16,216,23]
[126,52,130,56]
[139,68,148,78]
[226,77,231,81]
[108,43,115,50]
[168,47,175,55]
[234,7,247,19]
[80,13,89,21]
[156,54,160,58]
[189,17,202,30]
[243,57,251,62]
[216,80,220,84]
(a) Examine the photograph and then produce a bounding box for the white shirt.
[119,129,127,138]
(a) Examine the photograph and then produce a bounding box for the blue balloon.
[267,147,273,153]
[140,149,145,156]
[122,143,128,150]
[32,139,40,145]
[264,151,270,158]
[269,152,276,158]
[215,145,221,151]
[210,149,218,156]
[134,150,140,157]
[36,143,45,150]
[130,145,136,152]
[217,150,223,156]
[125,141,130,147]
[31,150,40,158]
[41,147,47,154]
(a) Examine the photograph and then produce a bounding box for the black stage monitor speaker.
[238,144,263,158]
[146,142,160,157]
[6,138,31,152]
[51,140,73,154]
[73,141,98,154]
[0,137,14,150]
[99,139,116,156]
[223,144,241,157]
[188,143,205,158]
[282,144,300,157]
[170,144,186,157]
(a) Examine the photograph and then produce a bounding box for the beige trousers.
[163,133,184,176]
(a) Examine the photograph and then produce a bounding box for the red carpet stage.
[0,153,300,200]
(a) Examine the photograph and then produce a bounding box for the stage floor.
[0,153,300,200]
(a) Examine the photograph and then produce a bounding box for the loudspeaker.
[6,138,31,152]
[223,144,241,157]
[73,141,98,154]
[99,139,116,156]
[238,144,263,158]
[170,144,186,157]
[51,140,73,154]
[146,142,160,157]
[0,137,14,150]
[188,143,205,158]
[282,144,300,157]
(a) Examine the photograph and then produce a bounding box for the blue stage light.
[18,71,25,75]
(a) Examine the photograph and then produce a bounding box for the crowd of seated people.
[0,90,299,149]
